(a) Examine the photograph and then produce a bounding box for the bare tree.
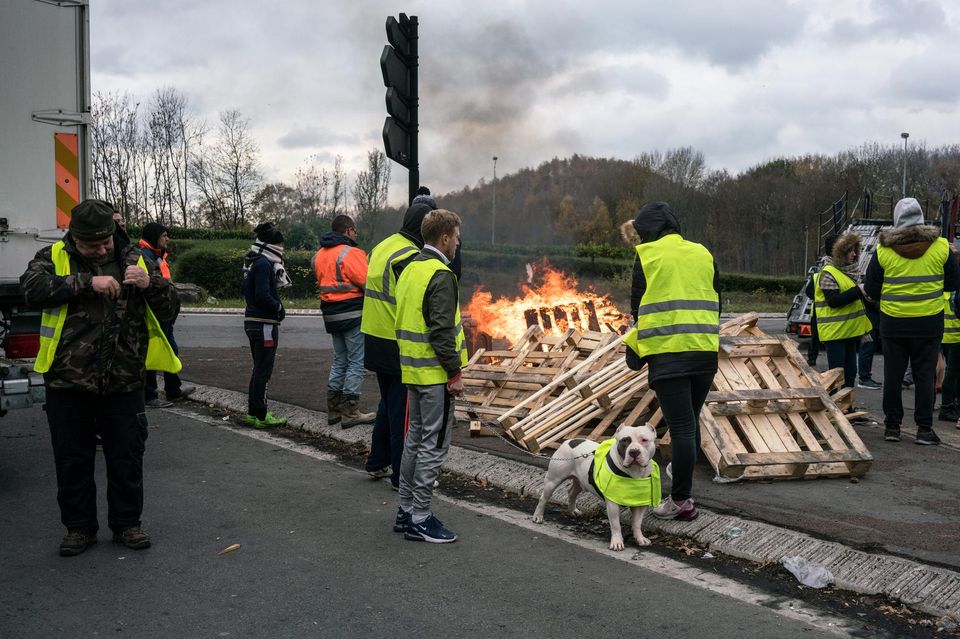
[293,155,330,223]
[352,150,392,239]
[146,88,201,226]
[189,109,262,228]
[90,91,142,218]
[329,155,348,217]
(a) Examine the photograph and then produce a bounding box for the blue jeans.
[329,325,365,397]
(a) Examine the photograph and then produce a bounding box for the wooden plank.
[706,388,822,402]
[713,358,775,453]
[725,355,802,452]
[736,450,871,465]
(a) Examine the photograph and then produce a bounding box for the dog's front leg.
[605,500,625,551]
[631,507,651,546]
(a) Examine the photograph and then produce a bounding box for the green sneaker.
[261,412,287,427]
[244,414,264,428]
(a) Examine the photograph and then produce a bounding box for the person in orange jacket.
[139,222,194,407]
[314,215,376,428]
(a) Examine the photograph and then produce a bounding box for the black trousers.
[365,372,408,487]
[882,335,939,432]
[824,337,859,388]
[145,320,182,400]
[650,373,715,501]
[46,387,148,534]
[245,321,279,419]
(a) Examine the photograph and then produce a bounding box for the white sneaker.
[652,497,699,521]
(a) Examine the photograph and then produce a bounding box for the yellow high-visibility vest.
[813,265,872,341]
[34,241,181,375]
[591,438,661,507]
[943,292,960,344]
[877,238,949,318]
[395,258,468,386]
[360,233,419,341]
[622,234,719,359]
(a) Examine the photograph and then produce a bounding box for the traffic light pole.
[381,13,419,205]
[407,15,418,206]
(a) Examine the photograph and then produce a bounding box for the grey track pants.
[398,383,454,519]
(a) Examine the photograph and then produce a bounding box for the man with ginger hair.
[392,209,467,543]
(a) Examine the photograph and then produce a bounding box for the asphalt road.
[0,404,850,638]
[172,312,960,573]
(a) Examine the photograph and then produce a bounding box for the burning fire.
[465,260,630,344]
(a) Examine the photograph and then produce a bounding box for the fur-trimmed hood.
[831,232,861,267]
[879,224,941,259]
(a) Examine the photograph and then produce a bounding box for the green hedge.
[129,225,253,241]
[172,244,805,302]
[174,247,319,300]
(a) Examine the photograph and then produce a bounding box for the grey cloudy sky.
[91,0,960,205]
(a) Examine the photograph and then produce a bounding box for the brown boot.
[340,395,376,428]
[327,390,343,426]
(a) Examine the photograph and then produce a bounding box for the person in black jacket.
[863,198,960,445]
[623,202,720,522]
[241,222,289,428]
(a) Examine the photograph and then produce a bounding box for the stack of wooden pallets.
[458,325,622,425]
[459,313,873,481]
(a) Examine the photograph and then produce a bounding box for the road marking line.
[169,405,864,637]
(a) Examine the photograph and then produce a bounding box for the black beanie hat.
[69,199,116,241]
[254,221,284,245]
[411,185,437,209]
[141,222,168,248]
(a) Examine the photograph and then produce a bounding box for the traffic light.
[380,13,418,202]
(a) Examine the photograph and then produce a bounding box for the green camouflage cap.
[69,199,116,241]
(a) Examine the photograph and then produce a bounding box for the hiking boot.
[59,530,97,557]
[856,378,881,390]
[340,396,375,428]
[394,507,411,533]
[146,398,172,408]
[326,390,343,426]
[404,514,457,543]
[169,384,196,401]
[938,403,959,423]
[884,427,901,442]
[915,429,942,446]
[113,527,151,550]
[652,497,699,521]
[368,466,391,480]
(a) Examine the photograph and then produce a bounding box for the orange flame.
[465,259,629,343]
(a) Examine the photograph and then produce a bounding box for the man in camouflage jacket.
[20,199,179,556]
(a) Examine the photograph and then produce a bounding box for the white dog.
[532,424,660,551]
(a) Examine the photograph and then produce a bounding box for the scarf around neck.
[249,241,291,289]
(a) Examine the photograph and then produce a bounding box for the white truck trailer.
[0,0,91,413]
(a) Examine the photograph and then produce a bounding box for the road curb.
[186,383,960,619]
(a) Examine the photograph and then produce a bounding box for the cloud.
[276,127,360,149]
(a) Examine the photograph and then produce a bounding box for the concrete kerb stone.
[186,382,960,618]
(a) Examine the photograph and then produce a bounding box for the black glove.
[626,348,643,371]
[277,302,286,322]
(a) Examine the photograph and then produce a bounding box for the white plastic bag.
[780,555,834,588]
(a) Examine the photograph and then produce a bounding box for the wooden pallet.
[457,325,622,423]
[488,312,873,480]
[497,313,761,453]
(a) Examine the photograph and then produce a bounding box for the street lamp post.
[901,132,909,198]
[491,155,498,245]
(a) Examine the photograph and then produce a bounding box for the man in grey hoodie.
[864,198,960,445]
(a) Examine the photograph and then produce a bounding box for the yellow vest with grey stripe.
[34,241,181,375]
[360,233,419,340]
[622,234,719,359]
[877,238,949,318]
[943,292,960,344]
[394,258,468,386]
[590,438,661,507]
[812,266,872,341]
